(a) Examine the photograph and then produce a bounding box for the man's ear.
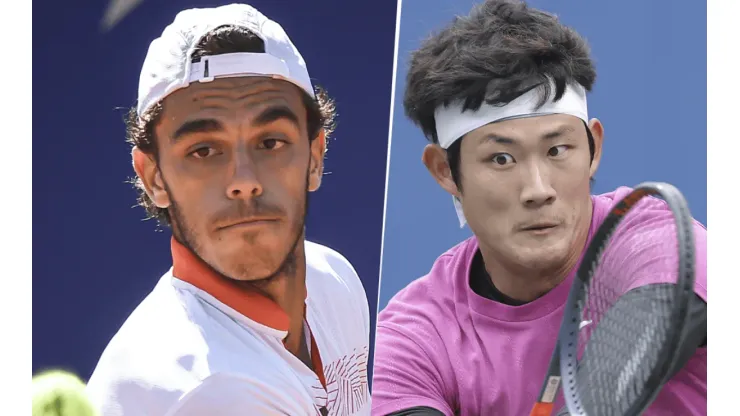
[587,118,604,179]
[132,147,170,208]
[422,144,459,198]
[308,129,326,192]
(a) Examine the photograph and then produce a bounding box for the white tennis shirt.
[86,238,371,416]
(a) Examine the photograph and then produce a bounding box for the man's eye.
[259,138,287,150]
[190,147,216,159]
[491,153,515,165]
[548,145,570,158]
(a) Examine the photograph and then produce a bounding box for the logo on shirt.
[324,346,369,415]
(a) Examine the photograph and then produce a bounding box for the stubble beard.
[164,172,310,285]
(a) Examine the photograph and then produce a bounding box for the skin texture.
[132,76,326,358]
[423,114,604,302]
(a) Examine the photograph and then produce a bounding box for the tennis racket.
[530,182,696,416]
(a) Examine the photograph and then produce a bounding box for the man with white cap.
[370,1,707,415]
[86,4,371,415]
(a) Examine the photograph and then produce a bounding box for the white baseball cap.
[136,3,315,117]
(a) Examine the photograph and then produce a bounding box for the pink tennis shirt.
[371,187,707,416]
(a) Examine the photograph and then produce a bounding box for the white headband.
[433,81,589,227]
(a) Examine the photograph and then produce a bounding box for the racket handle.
[530,341,562,416]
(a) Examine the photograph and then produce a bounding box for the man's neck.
[242,241,309,359]
[480,250,576,303]
[171,235,312,363]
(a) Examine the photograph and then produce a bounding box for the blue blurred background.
[378,0,707,310]
[33,0,397,381]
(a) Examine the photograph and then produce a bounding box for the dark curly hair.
[403,0,597,187]
[127,25,337,226]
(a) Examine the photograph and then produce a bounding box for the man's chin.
[224,263,283,283]
[214,252,287,282]
[211,239,296,280]
[215,231,282,254]
[510,243,571,270]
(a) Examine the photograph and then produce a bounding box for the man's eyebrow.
[541,124,577,140]
[479,124,578,144]
[480,134,516,145]
[252,105,301,129]
[170,105,301,142]
[172,119,224,142]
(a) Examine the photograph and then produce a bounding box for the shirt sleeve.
[598,199,707,302]
[371,322,455,416]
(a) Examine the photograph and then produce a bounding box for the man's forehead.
[466,113,583,143]
[171,76,301,102]
[158,77,305,122]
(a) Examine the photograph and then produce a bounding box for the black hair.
[403,0,596,187]
[127,25,336,226]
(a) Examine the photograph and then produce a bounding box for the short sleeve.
[371,323,455,416]
[597,198,707,301]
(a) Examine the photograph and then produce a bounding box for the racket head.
[558,182,696,416]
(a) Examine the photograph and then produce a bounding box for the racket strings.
[574,204,680,416]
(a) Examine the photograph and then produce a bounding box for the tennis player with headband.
[85,4,371,415]
[370,1,707,415]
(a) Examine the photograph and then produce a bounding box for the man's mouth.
[521,222,560,234]
[526,224,556,230]
[218,217,279,231]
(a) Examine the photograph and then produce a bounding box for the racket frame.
[530,341,563,416]
[531,182,696,416]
